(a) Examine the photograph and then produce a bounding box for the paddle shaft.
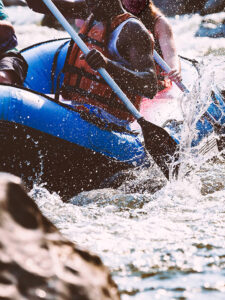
[153,50,190,93]
[41,0,142,120]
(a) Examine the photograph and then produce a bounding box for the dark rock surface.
[0,173,120,300]
[153,0,224,17]
[200,0,225,16]
[153,0,206,16]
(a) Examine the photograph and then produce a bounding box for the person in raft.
[26,0,158,128]
[0,0,28,84]
[122,0,182,91]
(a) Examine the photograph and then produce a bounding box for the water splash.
[175,59,223,179]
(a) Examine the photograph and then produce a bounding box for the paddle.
[153,50,190,93]
[40,0,179,180]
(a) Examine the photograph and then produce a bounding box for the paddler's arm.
[82,21,158,99]
[154,17,182,83]
[26,0,88,19]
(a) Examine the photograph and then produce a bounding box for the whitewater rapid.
[7,5,225,300]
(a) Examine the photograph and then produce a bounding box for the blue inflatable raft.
[0,38,224,198]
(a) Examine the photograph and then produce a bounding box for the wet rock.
[218,135,225,154]
[200,0,225,16]
[0,173,120,300]
[152,0,206,16]
[195,18,225,37]
[100,166,166,194]
[3,0,26,6]
[216,90,225,153]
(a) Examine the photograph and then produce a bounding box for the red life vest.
[61,13,152,121]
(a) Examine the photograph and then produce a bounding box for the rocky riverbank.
[0,173,120,300]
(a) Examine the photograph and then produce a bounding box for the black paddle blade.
[138,117,179,179]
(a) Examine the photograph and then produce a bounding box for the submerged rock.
[0,173,120,300]
[195,18,225,37]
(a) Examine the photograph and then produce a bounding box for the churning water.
[8,5,225,299]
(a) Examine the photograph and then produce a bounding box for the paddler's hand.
[161,69,182,83]
[80,49,108,70]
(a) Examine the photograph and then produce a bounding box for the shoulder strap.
[80,13,95,35]
[110,13,136,32]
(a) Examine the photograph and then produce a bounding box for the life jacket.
[61,13,148,122]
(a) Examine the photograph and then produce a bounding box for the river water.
[7,6,225,300]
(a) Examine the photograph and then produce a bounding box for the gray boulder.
[200,0,225,16]
[0,173,120,300]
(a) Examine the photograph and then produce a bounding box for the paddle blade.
[138,117,179,179]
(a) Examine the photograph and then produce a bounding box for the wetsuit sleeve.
[0,51,28,84]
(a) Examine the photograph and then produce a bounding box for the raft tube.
[0,38,224,198]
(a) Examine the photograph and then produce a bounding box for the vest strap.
[63,85,128,112]
[78,33,105,49]
[63,65,106,84]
